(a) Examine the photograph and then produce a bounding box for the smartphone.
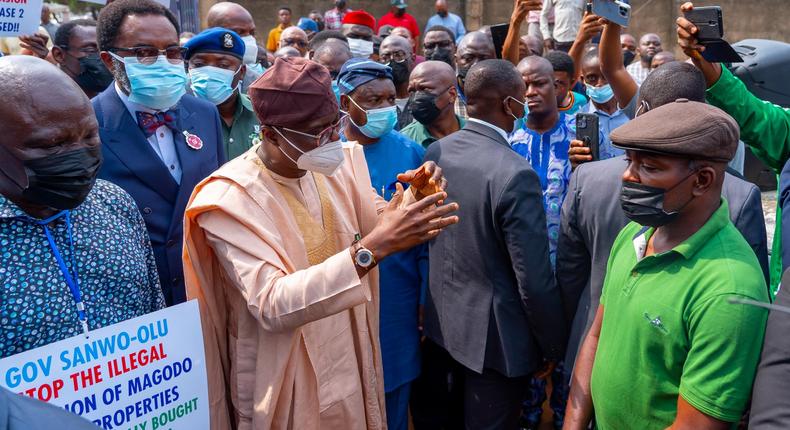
[684,6,723,41]
[576,113,600,161]
[490,23,509,59]
[591,0,631,28]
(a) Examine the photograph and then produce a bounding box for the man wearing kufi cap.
[342,10,376,59]
[182,56,458,429]
[565,100,769,429]
[184,27,259,161]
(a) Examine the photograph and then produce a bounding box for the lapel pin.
[183,131,203,150]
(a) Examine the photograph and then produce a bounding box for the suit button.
[171,277,179,284]
[166,239,176,247]
[143,207,152,214]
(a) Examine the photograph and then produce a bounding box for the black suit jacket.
[423,120,567,378]
[558,155,769,382]
[92,85,226,305]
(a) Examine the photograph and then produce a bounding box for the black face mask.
[75,54,114,93]
[389,61,411,86]
[11,147,103,210]
[456,65,470,89]
[426,47,454,67]
[411,90,446,125]
[622,50,636,67]
[620,172,696,227]
[438,10,448,17]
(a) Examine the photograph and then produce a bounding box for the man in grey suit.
[558,62,769,384]
[0,388,97,430]
[421,59,567,429]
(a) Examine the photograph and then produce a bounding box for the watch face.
[356,250,373,266]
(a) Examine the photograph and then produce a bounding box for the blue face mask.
[189,65,239,105]
[348,97,397,138]
[247,62,266,76]
[112,52,187,110]
[585,83,615,104]
[331,80,341,105]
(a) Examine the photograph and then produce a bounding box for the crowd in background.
[2,0,790,429]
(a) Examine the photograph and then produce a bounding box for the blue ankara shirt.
[0,180,165,358]
[509,112,575,267]
[350,130,429,392]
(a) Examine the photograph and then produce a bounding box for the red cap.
[342,10,376,30]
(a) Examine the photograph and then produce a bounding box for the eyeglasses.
[281,38,307,48]
[424,40,453,50]
[379,50,409,63]
[109,46,186,65]
[278,117,342,147]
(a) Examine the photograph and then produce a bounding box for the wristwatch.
[352,236,377,269]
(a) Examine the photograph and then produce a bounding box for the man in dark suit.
[558,61,769,385]
[749,268,790,429]
[94,0,226,305]
[420,59,567,429]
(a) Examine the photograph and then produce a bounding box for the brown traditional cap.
[610,99,740,162]
[248,57,338,128]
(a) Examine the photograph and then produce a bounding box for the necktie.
[136,111,178,138]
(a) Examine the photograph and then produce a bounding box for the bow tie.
[136,111,178,138]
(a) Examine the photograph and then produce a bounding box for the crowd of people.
[1,0,790,429]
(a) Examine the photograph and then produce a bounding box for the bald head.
[274,46,301,58]
[650,51,676,70]
[206,2,255,37]
[411,60,456,87]
[520,35,542,58]
[435,0,448,15]
[465,59,525,131]
[456,31,496,74]
[0,56,100,214]
[280,26,308,55]
[381,34,411,54]
[517,55,553,77]
[315,40,352,78]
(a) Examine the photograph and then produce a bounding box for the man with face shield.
[52,19,114,98]
[401,60,464,148]
[93,0,226,306]
[379,35,415,130]
[454,31,496,119]
[206,2,264,92]
[564,100,769,430]
[0,56,165,358]
[184,28,258,161]
[183,56,458,429]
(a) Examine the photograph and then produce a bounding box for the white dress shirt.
[467,117,510,143]
[115,84,183,184]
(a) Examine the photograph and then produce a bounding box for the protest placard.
[0,300,209,430]
[0,0,44,37]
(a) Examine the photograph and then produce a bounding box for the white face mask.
[241,35,259,64]
[347,38,374,59]
[274,128,345,176]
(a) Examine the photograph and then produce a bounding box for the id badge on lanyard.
[33,210,90,336]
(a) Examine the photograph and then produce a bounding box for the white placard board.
[0,0,44,37]
[0,300,209,429]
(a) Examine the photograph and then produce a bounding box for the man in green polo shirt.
[401,60,465,148]
[564,100,769,430]
[184,27,260,161]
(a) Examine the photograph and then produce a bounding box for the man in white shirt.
[541,0,585,52]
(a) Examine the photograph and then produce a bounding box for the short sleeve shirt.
[221,94,260,161]
[591,199,769,428]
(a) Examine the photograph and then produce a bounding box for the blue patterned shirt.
[509,113,575,267]
[0,180,165,358]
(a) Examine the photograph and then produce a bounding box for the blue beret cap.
[337,58,393,95]
[184,27,245,60]
[297,17,318,33]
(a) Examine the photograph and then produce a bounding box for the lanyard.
[35,210,89,336]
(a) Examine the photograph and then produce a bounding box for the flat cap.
[248,57,338,127]
[184,27,245,60]
[337,58,392,95]
[610,99,740,162]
